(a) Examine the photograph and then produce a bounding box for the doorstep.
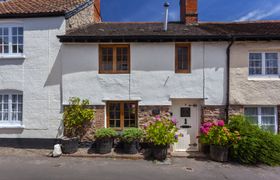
[62,148,144,160]
[171,151,208,158]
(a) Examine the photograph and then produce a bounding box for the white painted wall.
[61,42,227,106]
[0,17,65,138]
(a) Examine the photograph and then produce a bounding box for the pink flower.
[143,123,148,129]
[213,121,218,126]
[171,116,177,125]
[155,115,161,121]
[203,122,213,128]
[217,120,225,127]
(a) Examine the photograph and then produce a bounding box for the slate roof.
[58,21,280,42]
[0,0,89,18]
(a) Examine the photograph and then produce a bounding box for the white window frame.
[0,23,24,59]
[244,106,278,134]
[248,52,280,79]
[0,91,23,127]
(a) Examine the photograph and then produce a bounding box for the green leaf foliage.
[228,115,280,166]
[145,115,178,146]
[95,128,117,140]
[121,128,144,143]
[64,97,95,138]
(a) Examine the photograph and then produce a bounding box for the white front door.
[172,101,200,152]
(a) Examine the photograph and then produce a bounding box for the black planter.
[210,145,229,162]
[96,138,113,154]
[123,141,139,154]
[61,137,79,154]
[152,145,168,161]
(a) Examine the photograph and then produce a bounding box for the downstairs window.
[0,93,23,126]
[106,101,138,129]
[244,107,278,134]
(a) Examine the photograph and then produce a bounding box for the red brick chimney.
[180,0,198,24]
[93,0,101,22]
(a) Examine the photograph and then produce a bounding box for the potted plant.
[145,114,178,161]
[95,128,117,154]
[199,120,239,162]
[62,97,95,154]
[121,128,144,154]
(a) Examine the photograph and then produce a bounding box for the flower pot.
[123,141,139,154]
[152,145,168,161]
[96,138,113,154]
[210,145,229,162]
[61,137,79,154]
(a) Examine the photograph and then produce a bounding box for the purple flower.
[143,123,148,129]
[171,116,177,125]
[174,134,179,140]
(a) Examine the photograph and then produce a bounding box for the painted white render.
[0,17,65,138]
[61,42,228,106]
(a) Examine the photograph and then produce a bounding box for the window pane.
[18,28,23,35]
[261,116,275,125]
[124,102,137,128]
[261,107,274,115]
[177,47,189,71]
[3,28,8,35]
[12,27,17,36]
[108,103,121,128]
[261,125,275,133]
[265,53,278,75]
[117,47,129,71]
[101,47,113,71]
[244,107,258,124]
[249,53,262,75]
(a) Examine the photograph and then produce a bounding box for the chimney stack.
[180,0,198,24]
[93,0,101,22]
[163,2,170,31]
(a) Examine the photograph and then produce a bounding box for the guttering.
[225,37,234,123]
[57,34,280,43]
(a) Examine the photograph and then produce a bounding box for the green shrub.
[145,115,178,146]
[64,97,95,138]
[95,128,117,140]
[121,128,144,143]
[228,115,280,166]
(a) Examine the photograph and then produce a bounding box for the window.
[244,107,277,133]
[175,44,191,73]
[99,45,130,74]
[0,26,24,56]
[0,93,23,125]
[107,102,138,129]
[249,52,279,76]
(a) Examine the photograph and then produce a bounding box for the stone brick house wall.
[201,106,226,122]
[66,0,101,30]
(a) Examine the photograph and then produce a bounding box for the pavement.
[0,148,279,180]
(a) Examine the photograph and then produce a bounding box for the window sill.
[0,124,25,129]
[0,55,26,60]
[248,76,280,81]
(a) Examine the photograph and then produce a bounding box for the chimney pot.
[180,0,198,24]
[93,0,101,22]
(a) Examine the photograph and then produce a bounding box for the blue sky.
[101,0,280,22]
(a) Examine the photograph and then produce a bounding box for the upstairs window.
[0,93,23,126]
[99,45,130,74]
[249,52,279,76]
[175,44,191,73]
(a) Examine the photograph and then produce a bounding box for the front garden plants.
[95,128,117,154]
[120,128,144,154]
[144,114,178,161]
[62,97,95,154]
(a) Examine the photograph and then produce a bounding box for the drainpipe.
[225,37,234,123]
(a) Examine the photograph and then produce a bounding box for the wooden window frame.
[99,44,131,74]
[175,44,191,73]
[106,101,138,130]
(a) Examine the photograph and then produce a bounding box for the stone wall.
[138,106,171,128]
[202,106,226,122]
[229,105,244,116]
[80,105,105,142]
[66,4,94,30]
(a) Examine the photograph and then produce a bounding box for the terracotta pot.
[210,145,229,162]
